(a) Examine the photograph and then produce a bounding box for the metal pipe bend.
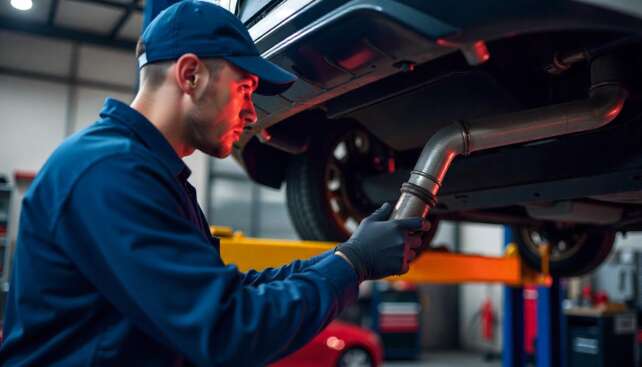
[392,82,628,220]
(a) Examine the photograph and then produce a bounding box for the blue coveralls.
[0,98,358,366]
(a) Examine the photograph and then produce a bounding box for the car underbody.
[232,0,642,275]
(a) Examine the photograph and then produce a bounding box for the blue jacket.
[0,98,358,366]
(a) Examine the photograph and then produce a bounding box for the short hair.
[136,38,225,90]
[136,38,173,89]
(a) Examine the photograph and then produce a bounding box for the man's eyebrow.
[240,73,259,91]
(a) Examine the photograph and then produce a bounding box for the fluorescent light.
[11,0,33,11]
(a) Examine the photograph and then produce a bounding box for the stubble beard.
[185,111,224,158]
[185,82,226,158]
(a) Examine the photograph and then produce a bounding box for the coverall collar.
[99,98,190,178]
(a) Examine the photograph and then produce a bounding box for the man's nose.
[242,98,258,126]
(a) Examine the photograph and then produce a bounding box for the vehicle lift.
[212,225,564,367]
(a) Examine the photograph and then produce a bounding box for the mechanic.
[0,1,424,366]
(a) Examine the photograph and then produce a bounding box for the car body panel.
[270,320,383,367]
[233,0,642,190]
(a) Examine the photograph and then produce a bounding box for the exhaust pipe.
[392,56,628,220]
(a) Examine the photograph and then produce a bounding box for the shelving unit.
[0,182,10,321]
[0,184,10,281]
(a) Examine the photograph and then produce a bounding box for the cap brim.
[225,55,297,96]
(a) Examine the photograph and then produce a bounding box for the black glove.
[335,203,423,282]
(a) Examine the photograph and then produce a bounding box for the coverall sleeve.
[239,250,335,286]
[53,154,358,367]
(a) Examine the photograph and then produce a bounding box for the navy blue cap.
[139,0,297,95]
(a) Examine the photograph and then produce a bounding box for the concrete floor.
[384,351,501,367]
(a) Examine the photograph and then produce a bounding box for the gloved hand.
[335,203,424,282]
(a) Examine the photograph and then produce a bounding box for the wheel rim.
[338,348,373,367]
[519,224,588,262]
[323,129,380,238]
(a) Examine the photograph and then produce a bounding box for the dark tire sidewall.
[286,122,361,241]
[512,225,615,277]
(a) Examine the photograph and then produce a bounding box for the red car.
[271,320,383,367]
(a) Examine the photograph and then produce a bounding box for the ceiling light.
[11,0,33,11]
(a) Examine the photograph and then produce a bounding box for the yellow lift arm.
[212,226,551,287]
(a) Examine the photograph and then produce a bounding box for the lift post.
[536,279,565,367]
[503,226,527,367]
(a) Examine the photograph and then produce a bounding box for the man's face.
[185,61,258,158]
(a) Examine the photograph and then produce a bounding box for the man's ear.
[174,53,201,94]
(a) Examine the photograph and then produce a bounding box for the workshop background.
[1,1,642,366]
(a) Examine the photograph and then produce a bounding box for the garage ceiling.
[0,0,144,50]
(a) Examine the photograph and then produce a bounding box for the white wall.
[615,232,642,250]
[77,44,137,87]
[459,223,505,353]
[0,30,210,245]
[593,231,642,304]
[184,151,209,203]
[0,31,137,174]
[0,75,67,175]
[72,86,133,132]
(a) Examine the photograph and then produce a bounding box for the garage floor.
[385,351,501,367]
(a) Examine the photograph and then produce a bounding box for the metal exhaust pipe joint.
[392,70,628,220]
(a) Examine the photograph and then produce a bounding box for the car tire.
[512,224,615,277]
[286,123,378,242]
[337,347,374,367]
[286,123,439,246]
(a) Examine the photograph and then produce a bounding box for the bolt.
[394,61,416,72]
